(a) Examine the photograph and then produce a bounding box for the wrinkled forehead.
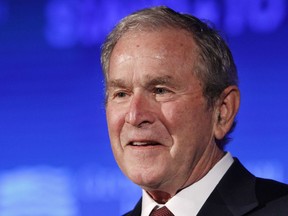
[105,29,204,95]
[109,28,199,71]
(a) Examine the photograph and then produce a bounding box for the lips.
[129,141,161,146]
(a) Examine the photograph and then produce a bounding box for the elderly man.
[101,6,288,216]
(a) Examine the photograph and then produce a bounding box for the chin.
[127,168,165,190]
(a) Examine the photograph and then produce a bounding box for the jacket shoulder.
[255,177,288,204]
[248,179,288,215]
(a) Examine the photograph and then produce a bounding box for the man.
[101,6,288,216]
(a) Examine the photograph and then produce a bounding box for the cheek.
[161,100,212,141]
[106,106,126,139]
[161,101,197,129]
[106,107,127,162]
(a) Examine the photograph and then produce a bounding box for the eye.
[114,91,127,98]
[154,87,169,95]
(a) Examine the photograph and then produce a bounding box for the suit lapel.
[124,159,261,216]
[198,159,259,216]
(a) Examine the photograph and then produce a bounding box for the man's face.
[106,29,221,195]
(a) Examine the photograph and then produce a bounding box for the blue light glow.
[1,0,288,215]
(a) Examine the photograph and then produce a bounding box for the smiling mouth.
[129,141,161,146]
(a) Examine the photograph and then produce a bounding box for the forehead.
[110,28,198,67]
[106,29,202,92]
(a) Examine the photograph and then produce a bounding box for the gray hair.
[101,6,238,149]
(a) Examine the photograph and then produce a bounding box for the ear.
[214,85,240,140]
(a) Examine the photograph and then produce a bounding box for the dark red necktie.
[149,206,174,216]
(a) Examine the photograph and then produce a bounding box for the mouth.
[128,141,161,147]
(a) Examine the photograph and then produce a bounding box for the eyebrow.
[146,75,174,86]
[106,79,128,89]
[106,75,177,89]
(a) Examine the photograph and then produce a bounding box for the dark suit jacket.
[123,159,288,216]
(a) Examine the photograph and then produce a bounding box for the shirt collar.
[141,152,234,216]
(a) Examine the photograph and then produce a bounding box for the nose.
[125,93,156,127]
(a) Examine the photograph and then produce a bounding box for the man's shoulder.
[211,158,288,215]
[250,179,288,216]
[255,177,288,203]
[230,158,288,197]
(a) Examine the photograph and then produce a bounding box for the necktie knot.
[150,206,174,216]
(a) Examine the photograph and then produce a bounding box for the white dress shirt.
[141,152,234,216]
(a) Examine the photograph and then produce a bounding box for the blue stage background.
[0,0,287,215]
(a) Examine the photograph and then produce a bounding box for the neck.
[147,190,172,204]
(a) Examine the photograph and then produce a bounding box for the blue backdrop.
[0,0,287,215]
